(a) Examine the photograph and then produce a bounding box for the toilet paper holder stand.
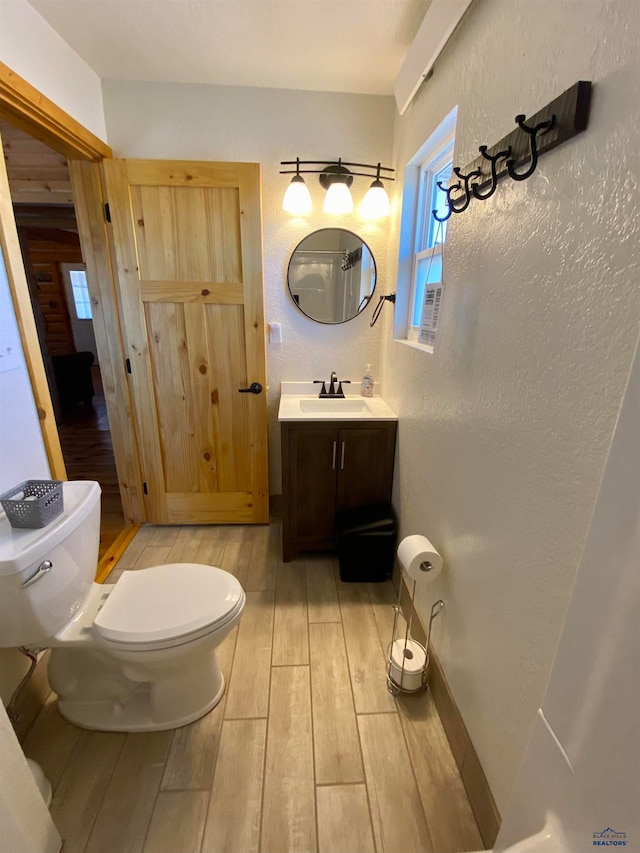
[386,580,444,695]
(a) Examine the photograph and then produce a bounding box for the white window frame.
[408,141,454,341]
[62,263,92,321]
[60,262,99,361]
[394,106,457,350]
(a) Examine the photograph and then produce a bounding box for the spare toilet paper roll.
[389,638,427,691]
[397,534,442,584]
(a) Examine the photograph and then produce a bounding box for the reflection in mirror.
[287,228,376,324]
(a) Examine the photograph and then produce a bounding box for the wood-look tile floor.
[23,519,483,853]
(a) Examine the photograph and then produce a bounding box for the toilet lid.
[94,563,244,646]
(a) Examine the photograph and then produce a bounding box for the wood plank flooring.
[22,517,483,853]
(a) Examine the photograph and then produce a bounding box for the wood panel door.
[103,159,268,524]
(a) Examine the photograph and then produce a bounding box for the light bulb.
[283,175,312,214]
[323,181,353,214]
[361,179,390,219]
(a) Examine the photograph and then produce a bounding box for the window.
[61,263,97,359]
[68,269,92,320]
[395,107,457,347]
[410,147,453,330]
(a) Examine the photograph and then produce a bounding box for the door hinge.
[143,482,148,495]
[125,357,131,374]
[104,203,111,223]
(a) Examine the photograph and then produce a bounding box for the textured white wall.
[101,81,395,491]
[0,250,50,493]
[0,0,107,140]
[0,249,50,704]
[382,0,640,812]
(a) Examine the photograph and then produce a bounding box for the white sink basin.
[278,382,398,421]
[299,399,370,413]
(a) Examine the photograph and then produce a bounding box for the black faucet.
[313,372,351,399]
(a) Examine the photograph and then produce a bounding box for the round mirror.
[287,228,376,324]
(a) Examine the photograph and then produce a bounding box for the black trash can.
[336,502,396,583]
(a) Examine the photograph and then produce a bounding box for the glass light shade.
[361,179,390,219]
[323,181,353,214]
[283,175,312,214]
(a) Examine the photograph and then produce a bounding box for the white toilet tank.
[0,481,101,647]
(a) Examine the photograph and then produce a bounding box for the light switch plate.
[269,322,282,344]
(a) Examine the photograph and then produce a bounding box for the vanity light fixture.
[282,158,313,214]
[322,161,354,214]
[280,158,394,217]
[323,182,353,213]
[360,164,392,219]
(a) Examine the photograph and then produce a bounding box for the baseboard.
[269,493,283,519]
[398,574,501,849]
[95,523,140,583]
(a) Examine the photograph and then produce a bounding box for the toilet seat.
[93,563,244,651]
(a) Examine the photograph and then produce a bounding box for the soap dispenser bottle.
[361,364,374,397]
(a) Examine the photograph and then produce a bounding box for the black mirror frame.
[286,228,377,325]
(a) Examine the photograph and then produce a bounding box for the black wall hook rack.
[432,80,592,223]
[433,179,461,222]
[451,166,482,213]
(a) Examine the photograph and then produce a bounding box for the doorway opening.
[0,118,126,559]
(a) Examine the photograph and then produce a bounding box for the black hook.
[507,114,556,181]
[471,145,512,200]
[369,293,396,327]
[432,179,462,222]
[450,167,483,213]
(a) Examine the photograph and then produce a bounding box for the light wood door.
[103,159,268,524]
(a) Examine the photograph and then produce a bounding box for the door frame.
[0,62,146,522]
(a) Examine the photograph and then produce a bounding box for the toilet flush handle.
[21,560,53,589]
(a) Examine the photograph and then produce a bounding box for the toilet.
[0,480,245,732]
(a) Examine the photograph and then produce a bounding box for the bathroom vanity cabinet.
[281,421,397,561]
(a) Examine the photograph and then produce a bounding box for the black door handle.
[238,382,263,394]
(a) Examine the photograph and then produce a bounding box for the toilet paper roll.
[397,534,442,584]
[389,638,427,691]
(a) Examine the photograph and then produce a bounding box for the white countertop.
[278,382,398,422]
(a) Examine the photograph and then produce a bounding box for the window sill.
[394,337,434,355]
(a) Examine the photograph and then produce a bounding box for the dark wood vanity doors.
[281,421,397,561]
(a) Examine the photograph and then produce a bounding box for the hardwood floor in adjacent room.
[22,517,483,853]
[57,366,125,560]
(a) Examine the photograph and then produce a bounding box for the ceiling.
[27,0,430,96]
[0,118,73,206]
